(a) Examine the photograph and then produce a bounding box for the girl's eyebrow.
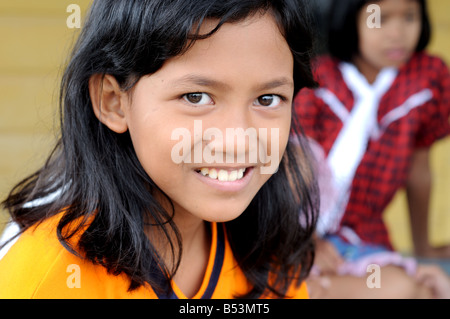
[169,74,294,91]
[256,77,294,91]
[170,74,231,90]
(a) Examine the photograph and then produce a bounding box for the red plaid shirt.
[294,52,450,248]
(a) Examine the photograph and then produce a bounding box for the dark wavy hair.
[2,0,318,298]
[327,0,431,61]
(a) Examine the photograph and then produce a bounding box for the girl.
[295,0,450,298]
[0,0,318,299]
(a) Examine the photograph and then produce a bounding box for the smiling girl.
[0,0,318,299]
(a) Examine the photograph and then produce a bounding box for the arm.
[313,234,344,275]
[415,264,450,299]
[406,148,431,256]
[406,148,450,257]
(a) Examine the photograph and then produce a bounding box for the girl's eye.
[183,93,213,105]
[254,95,283,108]
[405,12,418,22]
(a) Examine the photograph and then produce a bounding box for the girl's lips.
[193,166,254,192]
[385,48,408,61]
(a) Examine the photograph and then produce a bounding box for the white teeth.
[218,170,228,182]
[228,170,238,182]
[197,168,246,182]
[209,168,218,179]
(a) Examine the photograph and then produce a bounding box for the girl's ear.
[89,74,129,133]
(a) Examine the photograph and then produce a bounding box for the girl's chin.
[193,203,252,223]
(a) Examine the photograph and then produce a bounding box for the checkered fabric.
[294,52,450,248]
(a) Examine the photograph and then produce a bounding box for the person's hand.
[314,238,344,275]
[306,275,331,299]
[415,264,450,299]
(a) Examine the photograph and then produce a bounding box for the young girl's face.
[121,13,294,223]
[357,0,422,71]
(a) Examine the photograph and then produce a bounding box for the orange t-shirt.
[0,215,308,299]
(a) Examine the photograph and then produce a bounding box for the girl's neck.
[171,217,211,298]
[145,208,211,298]
[352,55,381,84]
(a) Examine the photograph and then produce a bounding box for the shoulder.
[404,51,450,78]
[405,52,450,101]
[0,215,154,298]
[0,216,65,298]
[410,51,448,66]
[311,55,342,83]
[392,51,450,103]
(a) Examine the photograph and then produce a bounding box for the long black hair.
[2,0,318,298]
[326,0,431,61]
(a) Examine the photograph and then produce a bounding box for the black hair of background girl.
[324,0,431,61]
[2,0,319,298]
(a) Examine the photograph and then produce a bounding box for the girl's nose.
[207,103,255,163]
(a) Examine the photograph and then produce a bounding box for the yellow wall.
[0,1,449,253]
[0,1,92,229]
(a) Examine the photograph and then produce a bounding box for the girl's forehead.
[191,12,283,45]
[132,13,294,93]
[170,13,290,67]
[372,0,421,9]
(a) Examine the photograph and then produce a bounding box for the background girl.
[295,0,450,298]
[0,0,318,299]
